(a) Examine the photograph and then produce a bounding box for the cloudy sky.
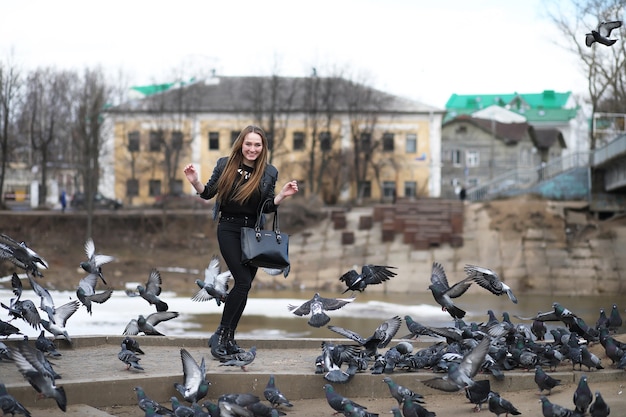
[1,0,589,107]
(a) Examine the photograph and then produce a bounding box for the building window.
[149,179,161,197]
[320,131,331,151]
[171,131,183,150]
[405,133,417,153]
[171,179,183,195]
[149,130,163,152]
[293,131,305,151]
[466,150,480,167]
[360,132,371,152]
[230,130,239,146]
[404,181,417,198]
[456,125,467,134]
[382,181,396,199]
[382,133,394,151]
[358,181,371,198]
[208,132,219,150]
[451,149,462,166]
[126,179,139,197]
[128,131,140,152]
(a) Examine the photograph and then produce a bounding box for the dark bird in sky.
[0,233,48,278]
[339,264,397,293]
[586,20,623,47]
[126,268,169,312]
[428,261,472,319]
[80,237,115,285]
[464,264,518,303]
[191,255,231,306]
[287,293,355,328]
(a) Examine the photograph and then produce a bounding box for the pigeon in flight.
[76,273,113,315]
[126,268,169,312]
[40,299,80,343]
[218,346,257,371]
[80,237,115,285]
[191,256,231,306]
[0,233,48,278]
[174,348,210,404]
[586,20,623,47]
[123,311,180,336]
[328,315,402,357]
[339,264,397,293]
[464,264,518,303]
[428,262,472,319]
[287,293,355,328]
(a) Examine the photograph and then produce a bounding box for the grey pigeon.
[264,374,293,408]
[586,20,622,47]
[487,391,521,416]
[170,396,195,417]
[328,315,402,357]
[573,375,592,414]
[464,264,518,303]
[76,272,113,315]
[342,402,379,417]
[26,275,55,322]
[219,346,257,371]
[123,311,180,336]
[80,237,115,285]
[119,341,144,370]
[134,386,174,416]
[35,330,61,357]
[218,393,260,417]
[122,336,145,355]
[608,304,622,333]
[595,308,610,331]
[174,348,210,404]
[0,382,32,417]
[421,337,490,392]
[535,365,562,395]
[323,383,367,414]
[9,340,66,411]
[1,318,24,338]
[127,268,169,312]
[339,264,397,293]
[192,256,231,306]
[465,379,491,412]
[0,233,48,278]
[383,376,425,406]
[40,299,81,343]
[580,345,603,371]
[428,261,472,319]
[402,315,440,339]
[247,400,285,417]
[1,298,41,330]
[287,293,355,328]
[589,391,610,417]
[401,396,435,417]
[320,342,352,383]
[540,395,581,417]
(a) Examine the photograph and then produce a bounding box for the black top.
[220,165,261,217]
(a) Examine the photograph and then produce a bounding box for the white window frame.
[466,150,480,167]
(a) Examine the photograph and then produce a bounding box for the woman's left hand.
[275,180,299,205]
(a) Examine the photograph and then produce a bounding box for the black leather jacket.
[198,156,279,221]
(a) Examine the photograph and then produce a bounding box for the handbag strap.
[254,198,283,242]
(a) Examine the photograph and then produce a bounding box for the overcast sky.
[1,0,589,107]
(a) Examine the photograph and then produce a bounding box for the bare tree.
[0,54,22,208]
[547,0,626,149]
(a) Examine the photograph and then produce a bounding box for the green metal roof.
[130,83,177,97]
[445,90,571,110]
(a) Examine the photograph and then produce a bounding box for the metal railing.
[592,134,626,167]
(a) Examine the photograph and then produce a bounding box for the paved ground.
[2,335,626,416]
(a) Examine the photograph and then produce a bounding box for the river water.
[2,288,625,341]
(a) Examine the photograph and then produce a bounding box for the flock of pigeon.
[0,231,624,416]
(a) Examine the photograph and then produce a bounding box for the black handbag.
[241,199,290,272]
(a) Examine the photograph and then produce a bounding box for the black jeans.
[217,217,258,331]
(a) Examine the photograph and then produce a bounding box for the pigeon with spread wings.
[80,237,115,285]
[126,268,169,312]
[328,315,402,357]
[464,264,518,304]
[339,264,397,293]
[0,233,48,278]
[586,20,622,47]
[428,262,472,319]
[191,256,231,306]
[287,293,355,328]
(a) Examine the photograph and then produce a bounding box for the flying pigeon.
[586,20,623,47]
[421,337,491,392]
[118,341,144,371]
[9,340,66,411]
[26,275,56,322]
[126,268,169,312]
[464,264,518,303]
[40,299,81,343]
[123,311,180,336]
[1,298,41,330]
[287,293,355,328]
[0,318,21,337]
[76,273,113,315]
[487,392,521,416]
[0,233,48,278]
[264,374,293,408]
[218,346,257,371]
[80,237,115,285]
[174,348,210,404]
[320,342,353,383]
[191,256,232,306]
[339,264,397,293]
[328,315,402,357]
[0,382,32,417]
[428,261,472,319]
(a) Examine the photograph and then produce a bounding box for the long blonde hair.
[216,125,269,205]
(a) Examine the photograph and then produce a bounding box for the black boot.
[209,326,229,359]
[225,328,245,355]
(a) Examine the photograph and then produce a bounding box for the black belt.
[219,215,256,226]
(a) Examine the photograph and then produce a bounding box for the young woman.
[184,125,298,359]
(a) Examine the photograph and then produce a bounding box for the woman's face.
[241,132,263,166]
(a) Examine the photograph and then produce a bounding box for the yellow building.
[102,76,444,207]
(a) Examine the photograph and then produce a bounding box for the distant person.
[183,125,298,360]
[459,187,466,201]
[59,190,67,212]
